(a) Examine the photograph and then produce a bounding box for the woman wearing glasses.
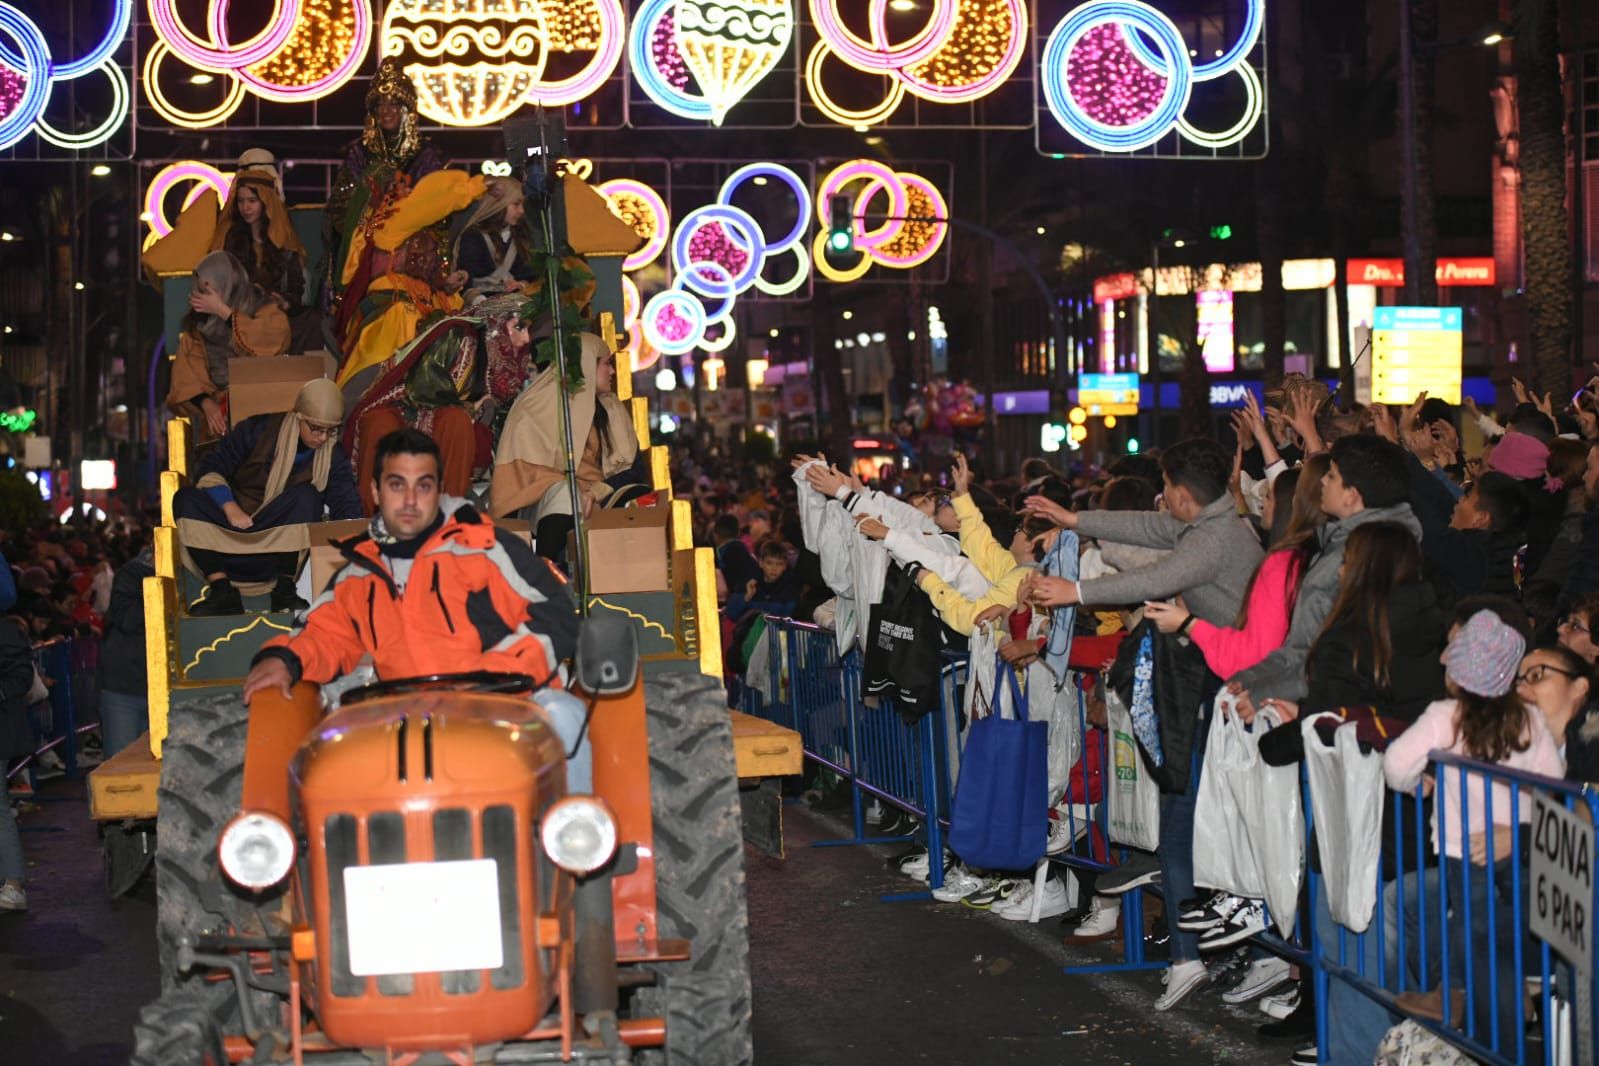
[1514,644,1596,782]
[1556,592,1599,664]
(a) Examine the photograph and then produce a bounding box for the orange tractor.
[130,614,752,1065]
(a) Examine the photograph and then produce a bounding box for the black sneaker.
[270,576,309,613]
[1179,891,1244,933]
[1198,899,1266,951]
[189,580,242,617]
[1098,852,1161,894]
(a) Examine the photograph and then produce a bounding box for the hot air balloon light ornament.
[631,0,793,125]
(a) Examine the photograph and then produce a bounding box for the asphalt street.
[0,777,1293,1065]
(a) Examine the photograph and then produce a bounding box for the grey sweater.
[1075,496,1264,626]
[1230,502,1423,702]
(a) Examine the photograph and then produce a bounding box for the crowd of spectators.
[713,375,1599,1066]
[0,513,156,914]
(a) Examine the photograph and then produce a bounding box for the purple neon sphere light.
[1065,22,1166,127]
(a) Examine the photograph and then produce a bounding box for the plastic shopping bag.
[1192,690,1266,898]
[1003,660,1081,804]
[1238,709,1303,936]
[948,660,1051,870]
[1106,689,1160,851]
[1304,713,1385,933]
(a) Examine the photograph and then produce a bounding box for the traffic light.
[1209,224,1233,240]
[826,194,854,256]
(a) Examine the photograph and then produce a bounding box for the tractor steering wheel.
[340,671,539,708]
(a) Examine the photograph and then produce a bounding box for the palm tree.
[1513,0,1573,397]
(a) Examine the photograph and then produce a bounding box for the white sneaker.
[1222,956,1293,1004]
[996,877,1071,922]
[1045,816,1084,855]
[1259,985,1300,1020]
[1063,897,1122,943]
[0,880,26,912]
[1154,959,1210,1011]
[931,866,985,902]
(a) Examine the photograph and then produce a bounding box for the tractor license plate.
[344,860,504,976]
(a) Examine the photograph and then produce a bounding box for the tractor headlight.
[540,796,618,875]
[218,812,296,891]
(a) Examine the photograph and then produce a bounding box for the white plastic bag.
[1106,689,1160,851]
[1239,709,1304,936]
[1304,713,1385,933]
[1193,690,1267,898]
[1026,663,1081,804]
[963,624,1001,724]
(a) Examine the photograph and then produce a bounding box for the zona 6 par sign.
[1531,792,1595,973]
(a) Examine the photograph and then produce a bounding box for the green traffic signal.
[827,194,854,257]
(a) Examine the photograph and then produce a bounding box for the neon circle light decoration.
[596,178,670,271]
[804,0,1027,126]
[718,163,812,253]
[0,5,52,151]
[33,59,128,149]
[0,0,130,80]
[642,288,708,357]
[149,0,303,72]
[143,161,233,245]
[1039,0,1265,154]
[1040,1,1191,153]
[811,159,947,279]
[220,0,373,104]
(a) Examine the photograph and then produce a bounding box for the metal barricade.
[1310,751,1599,1066]
[6,636,99,785]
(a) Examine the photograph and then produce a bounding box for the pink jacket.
[1187,548,1301,681]
[1383,698,1565,860]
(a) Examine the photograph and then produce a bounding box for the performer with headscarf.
[174,378,363,616]
[343,293,535,512]
[166,250,291,443]
[324,57,445,308]
[207,151,323,352]
[490,333,638,561]
[452,177,535,304]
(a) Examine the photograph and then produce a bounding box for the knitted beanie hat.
[1442,609,1526,698]
[1486,431,1550,480]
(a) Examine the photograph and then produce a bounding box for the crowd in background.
[707,374,1599,1066]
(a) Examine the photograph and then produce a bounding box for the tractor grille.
[325,805,525,997]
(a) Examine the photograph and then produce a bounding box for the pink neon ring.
[145,162,232,238]
[523,0,625,106]
[817,160,908,246]
[847,175,910,251]
[150,0,303,71]
[886,0,1027,102]
[598,178,670,272]
[218,0,372,102]
[810,0,957,72]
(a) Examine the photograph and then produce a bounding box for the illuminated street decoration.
[804,0,1027,127]
[812,159,947,281]
[143,0,370,128]
[0,0,132,150]
[631,0,792,125]
[142,160,233,248]
[379,0,624,126]
[641,162,809,355]
[1040,0,1265,153]
[596,177,670,271]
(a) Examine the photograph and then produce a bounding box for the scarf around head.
[193,250,267,389]
[257,378,343,517]
[209,169,306,263]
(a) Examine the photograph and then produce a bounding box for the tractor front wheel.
[636,670,753,1065]
[130,989,227,1066]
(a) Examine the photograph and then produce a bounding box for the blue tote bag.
[947,657,1050,870]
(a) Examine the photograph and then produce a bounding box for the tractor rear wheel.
[154,692,281,1017]
[636,670,753,1065]
[130,989,228,1066]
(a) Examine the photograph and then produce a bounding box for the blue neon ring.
[1121,0,1261,82]
[673,205,764,298]
[0,0,128,80]
[1041,1,1192,153]
[717,163,812,255]
[676,266,736,324]
[0,6,53,151]
[628,0,714,122]
[643,289,707,356]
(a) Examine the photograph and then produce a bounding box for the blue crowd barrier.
[6,637,98,786]
[743,617,1599,1061]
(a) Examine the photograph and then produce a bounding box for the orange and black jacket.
[253,502,578,687]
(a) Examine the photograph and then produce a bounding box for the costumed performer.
[174,378,363,616]
[451,176,536,304]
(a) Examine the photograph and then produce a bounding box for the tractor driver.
[241,427,592,786]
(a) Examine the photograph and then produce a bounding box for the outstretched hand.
[950,453,972,496]
[1023,494,1075,528]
